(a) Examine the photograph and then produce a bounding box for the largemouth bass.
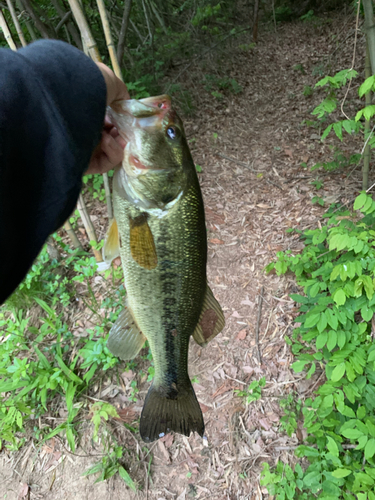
[103,95,225,442]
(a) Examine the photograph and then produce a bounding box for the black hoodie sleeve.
[0,40,107,304]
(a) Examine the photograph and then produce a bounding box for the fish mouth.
[128,153,165,174]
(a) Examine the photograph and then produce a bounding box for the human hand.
[86,63,130,175]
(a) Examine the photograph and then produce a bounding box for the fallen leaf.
[242,366,254,374]
[259,418,272,431]
[241,299,254,307]
[236,329,247,340]
[18,483,29,500]
[199,402,211,413]
[284,148,293,158]
[209,238,224,245]
[160,433,174,448]
[114,407,137,423]
[176,488,186,500]
[158,440,171,463]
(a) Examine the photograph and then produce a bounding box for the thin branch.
[56,10,72,32]
[21,0,52,38]
[116,0,132,63]
[255,286,264,364]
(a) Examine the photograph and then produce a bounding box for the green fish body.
[104,96,224,442]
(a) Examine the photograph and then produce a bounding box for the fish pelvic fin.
[102,218,120,265]
[139,380,204,442]
[107,299,146,360]
[192,284,225,347]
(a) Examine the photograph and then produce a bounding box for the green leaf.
[333,289,346,306]
[331,468,352,478]
[361,305,373,322]
[55,355,83,384]
[326,436,339,457]
[341,428,363,440]
[365,438,375,459]
[305,313,321,328]
[317,313,328,333]
[327,330,337,351]
[331,362,346,382]
[326,309,338,329]
[359,75,375,97]
[316,332,328,349]
[333,122,343,141]
[118,467,137,491]
[321,124,333,140]
[354,192,368,210]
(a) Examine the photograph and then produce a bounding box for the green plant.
[235,377,266,404]
[303,85,313,97]
[262,193,375,498]
[83,445,137,490]
[279,393,302,437]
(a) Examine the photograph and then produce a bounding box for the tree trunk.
[6,0,27,46]
[0,9,17,49]
[16,0,37,40]
[21,0,52,38]
[116,0,132,64]
[363,43,371,190]
[252,0,259,43]
[51,0,82,49]
[363,0,375,75]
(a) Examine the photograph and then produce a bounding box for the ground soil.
[0,9,367,500]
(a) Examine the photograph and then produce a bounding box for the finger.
[101,134,125,165]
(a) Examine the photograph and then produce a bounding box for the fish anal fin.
[193,285,225,346]
[130,213,157,270]
[107,300,146,360]
[139,380,204,442]
[102,218,120,265]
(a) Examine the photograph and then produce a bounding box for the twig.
[266,179,284,191]
[56,10,72,32]
[255,286,264,364]
[214,152,261,172]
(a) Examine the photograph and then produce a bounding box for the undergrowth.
[261,193,375,499]
[0,235,138,490]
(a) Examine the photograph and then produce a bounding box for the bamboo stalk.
[363,43,371,190]
[77,194,102,262]
[0,9,17,49]
[67,0,101,60]
[16,0,37,41]
[64,221,83,250]
[68,0,113,227]
[6,0,26,46]
[116,0,132,63]
[96,0,123,79]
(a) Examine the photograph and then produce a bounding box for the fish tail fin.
[139,380,204,442]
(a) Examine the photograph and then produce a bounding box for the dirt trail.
[1,11,363,500]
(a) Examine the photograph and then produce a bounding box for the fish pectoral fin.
[107,301,146,360]
[130,213,157,270]
[102,218,120,265]
[192,285,225,347]
[139,379,204,442]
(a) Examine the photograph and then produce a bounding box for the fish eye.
[167,126,178,140]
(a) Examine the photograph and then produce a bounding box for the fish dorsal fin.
[192,285,225,347]
[130,213,158,270]
[107,298,147,360]
[102,218,120,265]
